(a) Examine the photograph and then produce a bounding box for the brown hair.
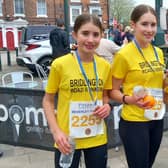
[131,4,157,23]
[73,13,103,33]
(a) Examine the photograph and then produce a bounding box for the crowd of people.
[21,3,168,168]
[108,23,134,46]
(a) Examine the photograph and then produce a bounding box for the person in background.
[49,18,70,59]
[110,4,165,168]
[113,23,123,46]
[95,29,121,64]
[108,26,114,41]
[43,14,112,168]
[122,26,134,43]
[164,30,168,45]
[0,151,3,157]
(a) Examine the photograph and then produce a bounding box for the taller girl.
[110,4,165,168]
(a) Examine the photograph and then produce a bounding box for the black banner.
[0,87,55,150]
[0,87,168,151]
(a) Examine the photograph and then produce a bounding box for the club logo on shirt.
[69,78,104,93]
[139,61,163,73]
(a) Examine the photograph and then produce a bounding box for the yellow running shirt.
[112,42,164,121]
[45,53,112,149]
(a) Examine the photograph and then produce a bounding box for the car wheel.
[38,57,53,75]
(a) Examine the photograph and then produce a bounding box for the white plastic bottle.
[59,136,76,168]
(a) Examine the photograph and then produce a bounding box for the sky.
[134,0,168,30]
[134,0,168,8]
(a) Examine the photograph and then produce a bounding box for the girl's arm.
[110,77,148,108]
[42,93,71,154]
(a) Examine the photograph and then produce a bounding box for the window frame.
[90,0,99,3]
[70,5,82,26]
[70,0,81,2]
[14,0,25,17]
[37,0,47,17]
[0,0,2,16]
[89,6,101,16]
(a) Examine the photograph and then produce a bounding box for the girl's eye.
[82,31,89,36]
[141,22,148,26]
[81,31,100,37]
[151,23,156,27]
[93,32,100,37]
[141,22,156,27]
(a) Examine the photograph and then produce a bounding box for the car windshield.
[31,34,49,40]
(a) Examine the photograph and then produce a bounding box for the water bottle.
[59,136,76,168]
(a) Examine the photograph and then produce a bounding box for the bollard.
[0,53,2,71]
[7,50,11,66]
[15,47,18,57]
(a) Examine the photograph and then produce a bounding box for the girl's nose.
[87,35,94,42]
[147,25,154,32]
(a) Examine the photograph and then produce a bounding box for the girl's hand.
[92,104,111,119]
[53,130,71,154]
[127,95,153,109]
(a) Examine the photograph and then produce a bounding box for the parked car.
[17,25,76,74]
[17,38,52,74]
[28,34,49,42]
[17,25,56,74]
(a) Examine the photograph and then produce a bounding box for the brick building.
[0,0,109,50]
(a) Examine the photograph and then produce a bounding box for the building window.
[37,0,47,17]
[14,0,24,15]
[70,6,82,26]
[0,0,2,16]
[90,0,99,3]
[71,0,81,2]
[89,6,101,15]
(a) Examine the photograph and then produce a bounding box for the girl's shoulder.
[94,54,111,66]
[52,53,74,62]
[51,53,75,67]
[117,41,135,54]
[154,45,163,52]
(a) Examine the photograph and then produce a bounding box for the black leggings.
[54,144,107,168]
[119,118,163,168]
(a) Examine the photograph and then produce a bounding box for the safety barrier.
[0,87,168,151]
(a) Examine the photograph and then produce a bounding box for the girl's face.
[73,22,102,54]
[131,12,157,47]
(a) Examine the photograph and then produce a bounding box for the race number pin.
[85,128,91,135]
[154,112,158,118]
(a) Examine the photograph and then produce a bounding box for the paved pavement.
[1,51,168,167]
[0,131,168,168]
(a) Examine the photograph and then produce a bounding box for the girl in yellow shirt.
[43,14,112,168]
[110,4,165,168]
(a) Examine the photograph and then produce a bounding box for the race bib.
[144,88,165,120]
[69,100,104,138]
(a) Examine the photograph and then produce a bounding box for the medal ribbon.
[75,50,99,105]
[133,39,164,71]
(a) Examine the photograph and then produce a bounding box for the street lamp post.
[64,0,69,35]
[154,0,165,46]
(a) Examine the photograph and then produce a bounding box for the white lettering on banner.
[0,104,8,121]
[25,107,47,126]
[26,126,44,133]
[0,103,52,136]
[0,104,48,126]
